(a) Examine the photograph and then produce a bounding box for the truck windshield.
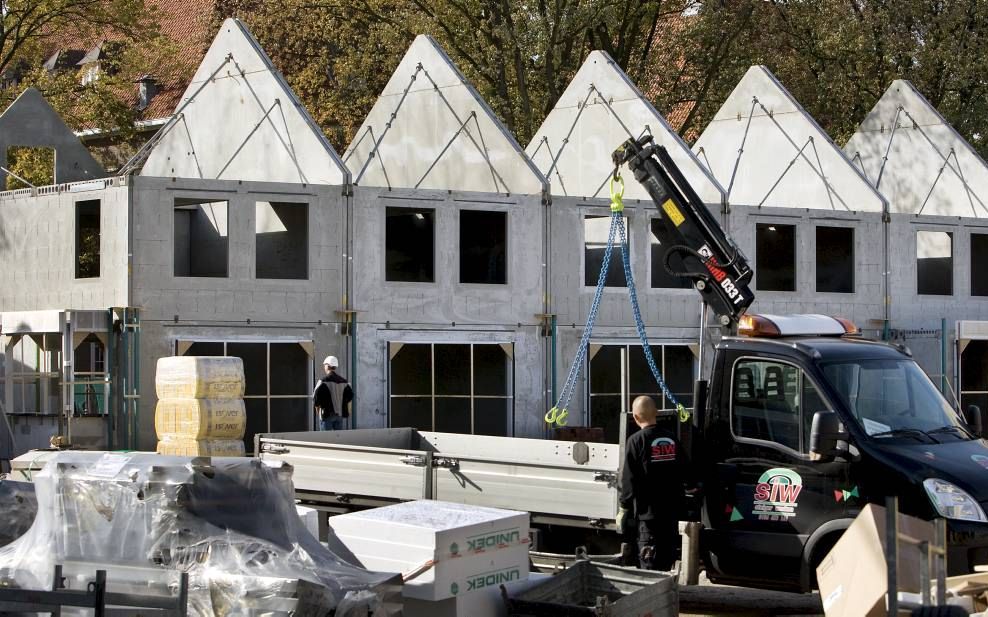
[821,359,967,440]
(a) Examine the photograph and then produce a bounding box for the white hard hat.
[323,356,339,367]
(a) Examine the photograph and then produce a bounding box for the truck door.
[704,353,851,587]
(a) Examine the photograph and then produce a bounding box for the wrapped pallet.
[154,399,247,440]
[156,436,246,457]
[155,356,247,456]
[155,356,246,400]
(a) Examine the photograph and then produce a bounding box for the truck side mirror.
[965,405,986,438]
[810,411,845,459]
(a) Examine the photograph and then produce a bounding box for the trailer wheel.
[910,606,969,616]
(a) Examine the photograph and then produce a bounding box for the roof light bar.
[737,314,858,338]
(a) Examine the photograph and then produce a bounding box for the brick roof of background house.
[39,0,216,129]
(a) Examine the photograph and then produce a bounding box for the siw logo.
[752,468,804,521]
[650,437,676,462]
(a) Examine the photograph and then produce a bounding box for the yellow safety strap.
[609,174,625,213]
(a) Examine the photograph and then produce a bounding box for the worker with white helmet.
[313,355,353,430]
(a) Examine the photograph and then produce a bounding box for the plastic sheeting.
[0,452,399,615]
[0,480,37,547]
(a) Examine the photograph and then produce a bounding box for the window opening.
[256,201,308,279]
[460,210,506,284]
[972,234,988,296]
[386,207,434,282]
[75,200,101,279]
[585,215,628,287]
[174,198,229,278]
[816,226,853,293]
[756,223,796,291]
[917,231,953,295]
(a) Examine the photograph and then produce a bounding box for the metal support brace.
[216,99,281,179]
[228,57,307,183]
[753,97,850,211]
[120,54,234,175]
[901,107,988,217]
[415,111,477,188]
[418,65,508,193]
[874,107,903,190]
[531,136,568,195]
[544,87,595,180]
[354,66,424,185]
[726,99,759,198]
[0,166,35,188]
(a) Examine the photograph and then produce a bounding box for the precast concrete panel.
[141,19,348,185]
[845,81,988,217]
[350,186,547,437]
[527,51,725,205]
[0,183,129,312]
[129,177,346,324]
[0,88,105,189]
[344,36,546,196]
[693,66,885,213]
[726,205,886,333]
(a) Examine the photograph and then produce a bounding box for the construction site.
[3,14,988,617]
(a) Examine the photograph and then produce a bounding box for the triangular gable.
[693,66,885,212]
[0,88,105,189]
[343,35,545,195]
[845,80,988,217]
[139,18,347,185]
[527,51,725,204]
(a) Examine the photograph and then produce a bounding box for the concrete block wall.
[887,214,988,380]
[129,176,349,448]
[0,182,129,311]
[726,206,885,330]
[350,186,548,437]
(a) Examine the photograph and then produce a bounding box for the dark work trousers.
[638,518,679,571]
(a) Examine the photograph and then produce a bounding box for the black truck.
[616,136,988,590]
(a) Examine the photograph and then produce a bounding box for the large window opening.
[972,234,988,296]
[460,210,506,284]
[815,226,853,293]
[389,342,512,435]
[180,341,311,452]
[5,146,54,189]
[255,201,308,279]
[650,219,690,289]
[585,215,628,287]
[917,231,953,295]
[587,344,695,442]
[756,223,796,291]
[386,207,434,282]
[75,199,100,279]
[174,198,229,278]
[3,334,61,415]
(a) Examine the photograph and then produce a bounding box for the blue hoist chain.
[546,173,689,428]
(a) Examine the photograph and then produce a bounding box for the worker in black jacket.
[618,395,687,570]
[313,355,353,430]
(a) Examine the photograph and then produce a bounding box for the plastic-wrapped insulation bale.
[154,398,246,440]
[0,480,36,547]
[155,356,246,399]
[155,437,246,457]
[0,452,400,616]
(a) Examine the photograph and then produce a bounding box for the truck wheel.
[910,606,969,616]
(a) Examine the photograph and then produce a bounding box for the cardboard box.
[327,500,530,601]
[816,503,935,617]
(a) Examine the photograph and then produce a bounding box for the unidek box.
[327,500,530,601]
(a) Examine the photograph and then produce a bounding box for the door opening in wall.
[178,340,312,451]
[587,343,695,443]
[388,342,513,436]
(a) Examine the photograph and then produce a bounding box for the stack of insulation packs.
[155,356,247,456]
